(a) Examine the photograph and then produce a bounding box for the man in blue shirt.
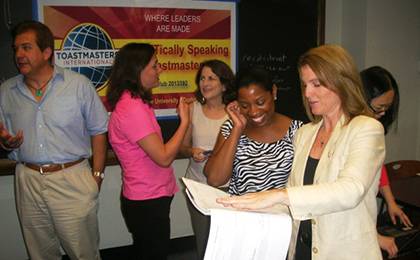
[0,20,108,260]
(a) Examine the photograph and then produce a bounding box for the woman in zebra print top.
[204,67,303,195]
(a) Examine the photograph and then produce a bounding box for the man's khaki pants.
[15,160,101,260]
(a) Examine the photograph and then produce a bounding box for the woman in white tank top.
[179,59,235,259]
[180,60,235,184]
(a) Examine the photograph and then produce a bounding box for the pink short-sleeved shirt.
[108,91,178,200]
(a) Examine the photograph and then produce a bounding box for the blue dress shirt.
[0,66,108,164]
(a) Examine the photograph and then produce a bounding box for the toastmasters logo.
[55,23,117,91]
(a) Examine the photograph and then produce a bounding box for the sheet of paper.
[204,208,292,260]
[183,177,229,215]
[182,178,292,259]
[182,177,289,215]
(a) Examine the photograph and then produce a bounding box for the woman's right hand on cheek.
[226,101,247,131]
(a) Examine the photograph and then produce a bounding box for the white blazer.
[287,115,385,260]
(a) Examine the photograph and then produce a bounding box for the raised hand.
[0,123,23,150]
[226,101,247,132]
[177,97,190,124]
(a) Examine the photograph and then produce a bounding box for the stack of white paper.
[182,178,292,260]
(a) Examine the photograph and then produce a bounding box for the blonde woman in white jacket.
[218,45,385,260]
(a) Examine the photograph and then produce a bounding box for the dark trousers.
[295,220,312,260]
[186,196,211,260]
[121,195,174,260]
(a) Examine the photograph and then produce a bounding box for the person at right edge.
[361,66,413,258]
[217,45,385,260]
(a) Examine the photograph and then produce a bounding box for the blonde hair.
[298,44,373,123]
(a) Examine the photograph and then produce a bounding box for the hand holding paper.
[182,177,289,215]
[217,188,290,210]
[182,178,292,260]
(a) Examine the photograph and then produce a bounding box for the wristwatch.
[93,171,105,180]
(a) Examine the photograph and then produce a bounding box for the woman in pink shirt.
[107,43,189,260]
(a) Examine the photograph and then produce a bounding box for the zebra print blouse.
[220,119,303,195]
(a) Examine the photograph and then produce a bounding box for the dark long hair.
[361,66,399,134]
[194,60,235,104]
[106,43,155,110]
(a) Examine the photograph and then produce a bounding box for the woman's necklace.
[317,126,332,148]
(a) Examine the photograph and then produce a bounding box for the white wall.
[341,0,367,69]
[364,0,420,162]
[326,0,420,161]
[0,173,27,260]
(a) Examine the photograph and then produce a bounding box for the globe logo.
[55,23,116,90]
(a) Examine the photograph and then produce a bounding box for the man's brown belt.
[23,158,85,174]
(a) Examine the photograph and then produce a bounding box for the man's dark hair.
[11,20,54,63]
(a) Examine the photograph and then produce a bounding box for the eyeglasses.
[370,104,391,115]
